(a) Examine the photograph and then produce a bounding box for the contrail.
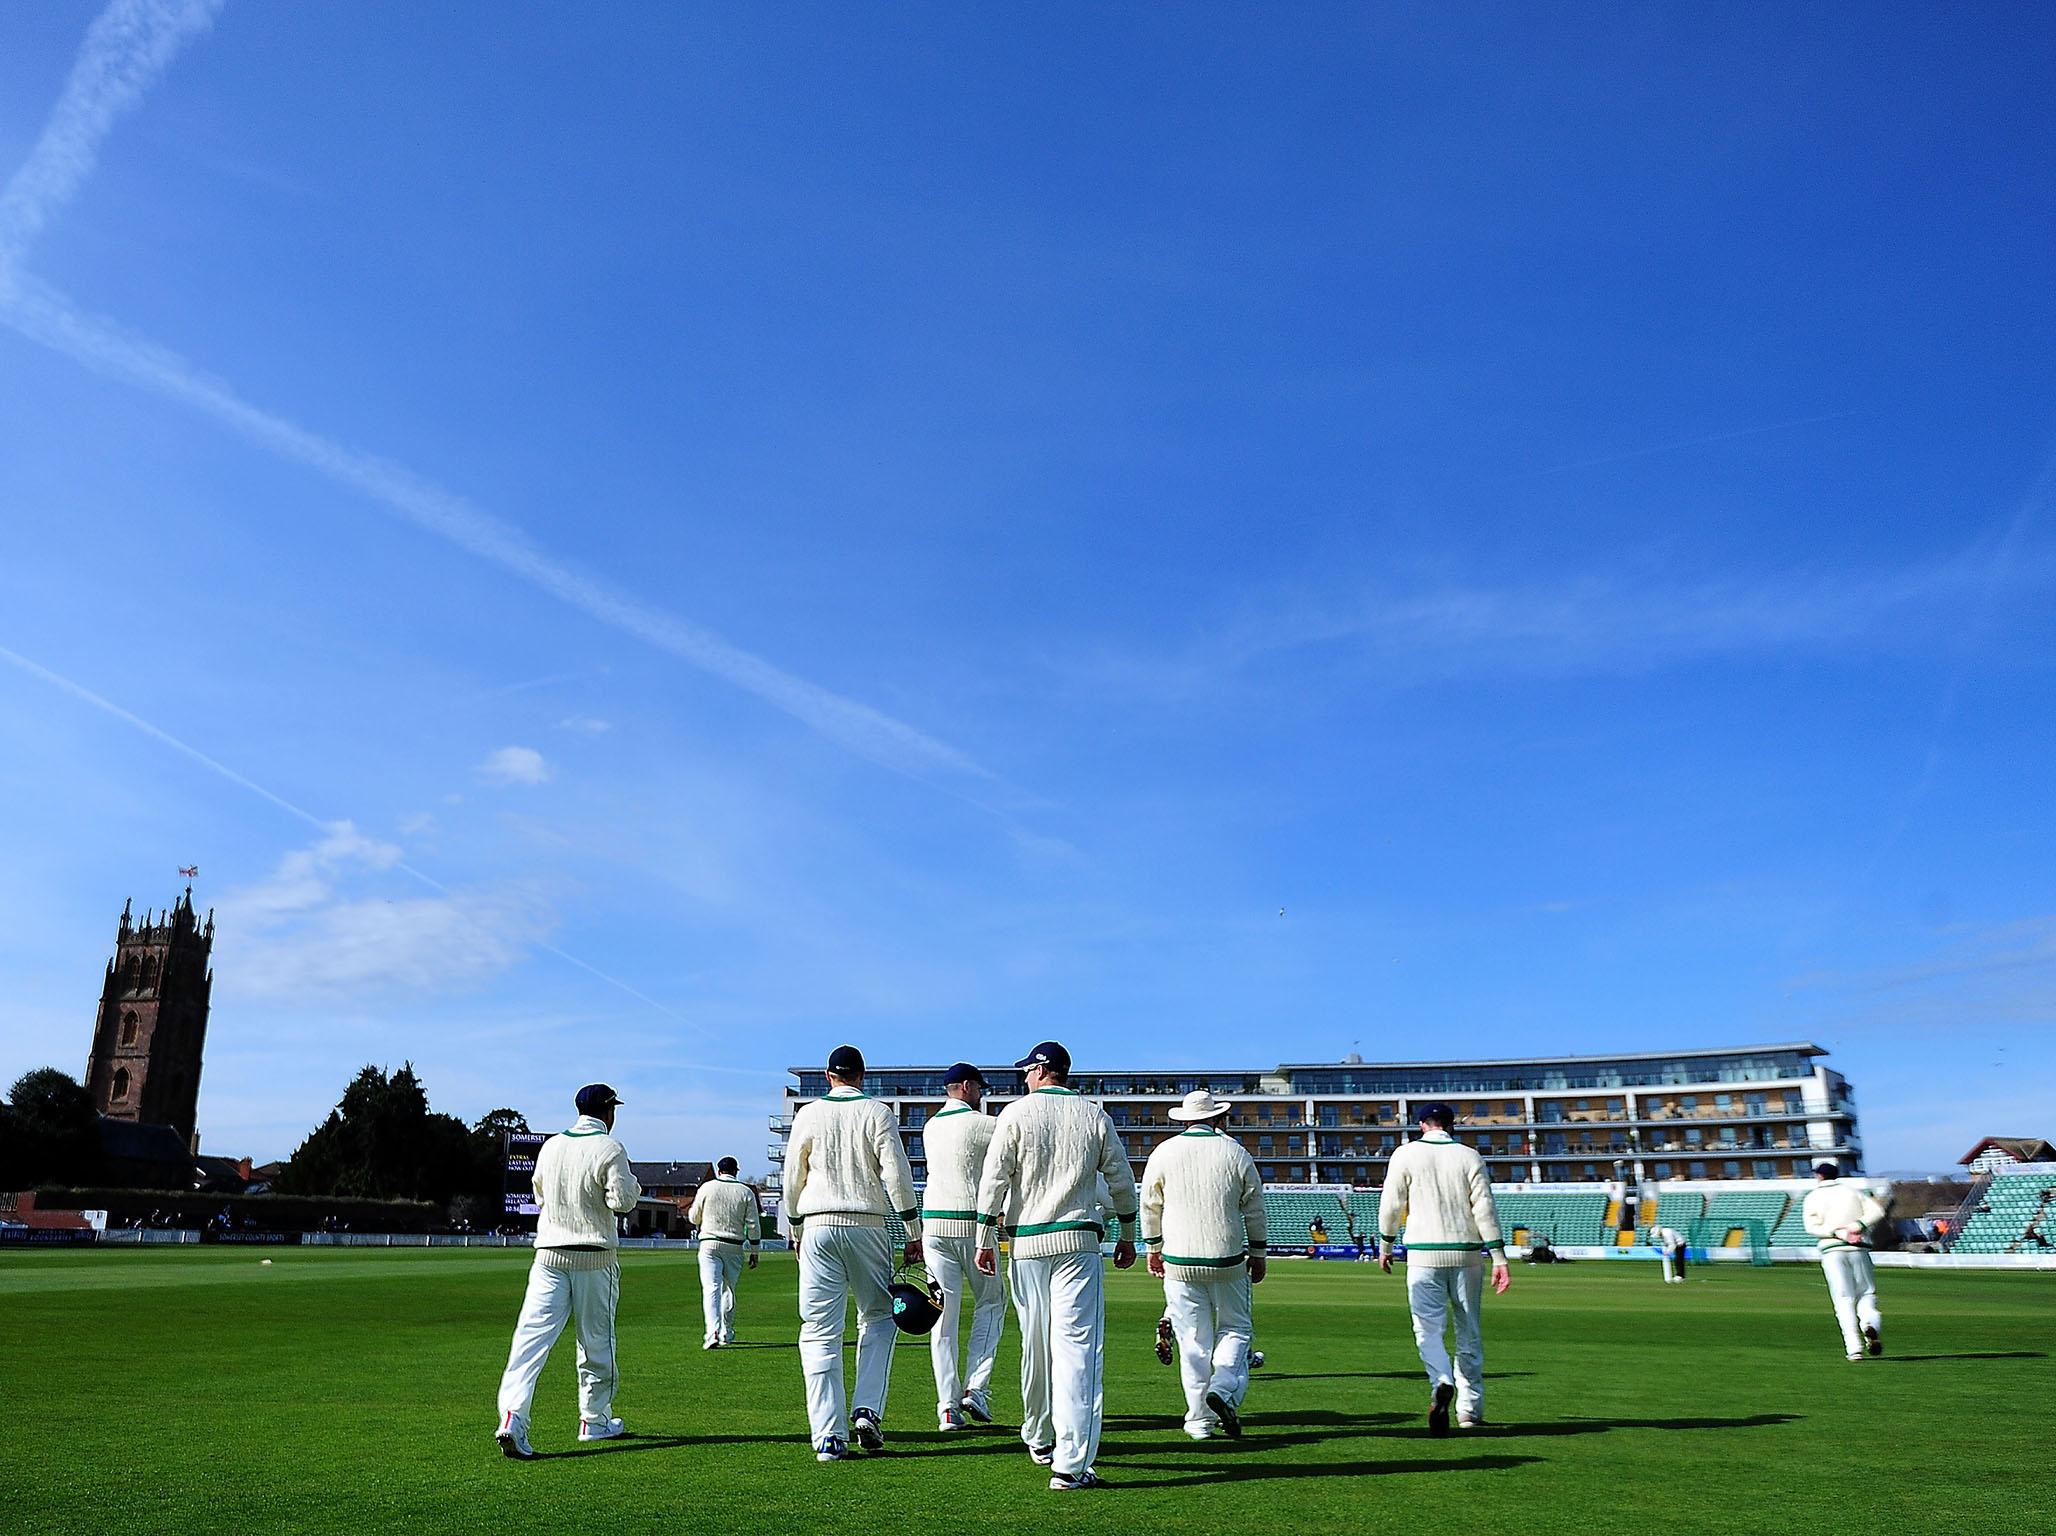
[0,280,993,788]
[0,0,997,793]
[1527,410,1859,477]
[0,0,223,278]
[0,640,782,1066]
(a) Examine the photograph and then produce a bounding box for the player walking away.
[688,1156,761,1349]
[785,1045,923,1462]
[975,1041,1139,1492]
[1801,1160,1886,1361]
[494,1084,643,1459]
[920,1062,1007,1431]
[1653,1226,1687,1284]
[1139,1090,1267,1441]
[1378,1102,1510,1435]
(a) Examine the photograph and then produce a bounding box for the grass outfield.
[0,1250,2049,1534]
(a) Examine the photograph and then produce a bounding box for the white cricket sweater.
[785,1090,922,1241]
[688,1175,761,1247]
[1378,1132,1505,1267]
[1138,1124,1267,1283]
[532,1116,642,1268]
[975,1087,1139,1260]
[1802,1180,1886,1253]
[919,1103,996,1239]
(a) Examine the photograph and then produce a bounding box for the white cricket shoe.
[960,1391,993,1424]
[703,1339,722,1350]
[578,1417,626,1442]
[939,1408,967,1431]
[1184,1423,1215,1441]
[495,1412,536,1460]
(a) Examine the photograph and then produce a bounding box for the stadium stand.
[1262,1191,1376,1249]
[1639,1190,1705,1244]
[1493,1191,1609,1247]
[1768,1199,1815,1248]
[1950,1166,2056,1255]
[1700,1190,1789,1248]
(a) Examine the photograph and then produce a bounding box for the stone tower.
[83,888,214,1152]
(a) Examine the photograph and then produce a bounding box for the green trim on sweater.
[1006,1219,1104,1239]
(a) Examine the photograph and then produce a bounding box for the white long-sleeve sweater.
[688,1175,761,1247]
[1802,1180,1886,1253]
[975,1087,1139,1260]
[1138,1124,1267,1283]
[784,1089,922,1242]
[1378,1132,1505,1267]
[533,1115,642,1269]
[919,1102,995,1239]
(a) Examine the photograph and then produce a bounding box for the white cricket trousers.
[1406,1260,1486,1420]
[927,1233,1005,1415]
[1820,1249,1882,1355]
[699,1241,745,1345]
[1009,1248,1105,1479]
[1162,1271,1253,1434]
[797,1224,897,1444]
[496,1257,620,1430]
[1658,1250,1677,1283]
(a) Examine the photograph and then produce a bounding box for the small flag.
[178,865,199,879]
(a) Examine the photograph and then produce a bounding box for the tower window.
[112,1067,130,1102]
[120,1010,139,1047]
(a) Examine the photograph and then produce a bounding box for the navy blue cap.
[717,1156,739,1174]
[575,1083,623,1115]
[1416,1101,1456,1126]
[1015,1040,1070,1075]
[1814,1160,1840,1177]
[945,1062,988,1086]
[827,1044,866,1077]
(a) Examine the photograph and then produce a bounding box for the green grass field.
[0,1249,2048,1534]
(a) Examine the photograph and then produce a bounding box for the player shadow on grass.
[1106,1452,1544,1488]
[1442,1413,1799,1439]
[1258,1370,1537,1382]
[1870,1351,2045,1363]
[543,1434,695,1459]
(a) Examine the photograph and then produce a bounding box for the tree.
[276,1063,500,1215]
[4,1068,101,1189]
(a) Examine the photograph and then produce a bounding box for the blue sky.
[2,2,2051,1173]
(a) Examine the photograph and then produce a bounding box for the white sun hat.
[1167,1089,1234,1122]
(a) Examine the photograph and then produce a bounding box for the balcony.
[769,1114,793,1133]
[767,1145,785,1164]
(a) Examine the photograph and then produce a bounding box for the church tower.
[83,888,214,1153]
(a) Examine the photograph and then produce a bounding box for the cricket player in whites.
[785,1044,923,1462]
[920,1062,1007,1430]
[1802,1159,1886,1360]
[1139,1089,1267,1440]
[495,1084,643,1458]
[688,1156,761,1349]
[976,1040,1138,1492]
[1378,1102,1510,1435]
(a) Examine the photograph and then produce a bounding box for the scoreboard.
[503,1130,553,1216]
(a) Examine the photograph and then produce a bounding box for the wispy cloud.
[0,643,694,1032]
[556,715,611,735]
[0,0,223,278]
[1523,409,1859,478]
[1,0,999,798]
[479,745,552,786]
[1075,536,2049,700]
[215,824,547,999]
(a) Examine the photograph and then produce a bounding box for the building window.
[1652,1162,1671,1179]
[1688,1161,1707,1179]
[112,1067,130,1102]
[1753,1160,1775,1179]
[1722,1160,1742,1179]
[120,1010,139,1047]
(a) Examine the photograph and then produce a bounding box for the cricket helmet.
[888,1276,945,1335]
